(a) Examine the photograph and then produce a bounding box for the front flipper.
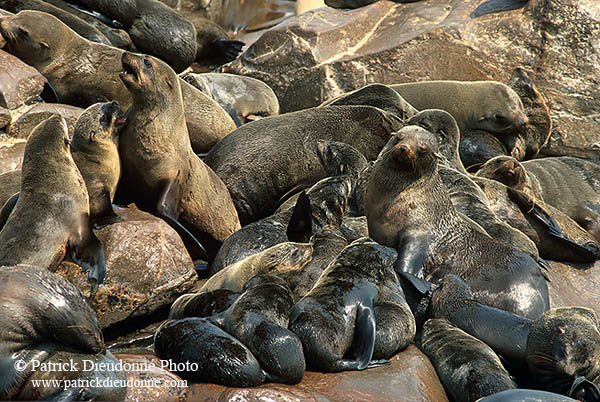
[91,190,121,230]
[334,301,389,371]
[394,234,429,294]
[569,376,600,402]
[508,188,600,261]
[70,213,107,299]
[286,191,312,243]
[155,172,208,261]
[0,192,19,230]
[216,40,245,62]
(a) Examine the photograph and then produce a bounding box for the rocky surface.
[7,102,83,139]
[0,49,46,109]
[223,0,600,150]
[55,205,198,329]
[0,107,10,129]
[0,137,25,175]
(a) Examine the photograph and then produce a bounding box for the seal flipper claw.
[70,214,107,285]
[155,173,209,260]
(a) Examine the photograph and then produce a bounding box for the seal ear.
[39,41,50,49]
[287,191,312,243]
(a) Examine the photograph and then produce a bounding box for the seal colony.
[0,2,600,401]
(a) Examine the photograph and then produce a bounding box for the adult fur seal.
[199,242,313,293]
[204,105,401,224]
[0,116,106,287]
[211,274,305,384]
[0,10,236,153]
[71,101,125,229]
[366,126,548,319]
[290,238,415,372]
[183,72,279,127]
[421,318,516,402]
[0,266,126,401]
[118,51,240,259]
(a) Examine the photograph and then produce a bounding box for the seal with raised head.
[0,265,126,400]
[0,116,106,287]
[421,318,517,402]
[0,10,236,152]
[366,126,549,319]
[199,242,313,293]
[118,51,241,260]
[204,105,401,224]
[211,274,305,384]
[290,238,415,372]
[71,101,125,229]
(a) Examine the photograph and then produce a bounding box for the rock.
[54,205,197,329]
[0,137,25,175]
[223,0,600,151]
[115,354,189,402]
[186,345,448,401]
[0,49,46,109]
[547,260,600,316]
[0,107,10,129]
[7,103,83,139]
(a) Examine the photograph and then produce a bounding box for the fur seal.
[186,16,244,69]
[421,318,517,402]
[391,80,528,166]
[205,105,401,224]
[0,116,106,287]
[71,101,125,229]
[199,242,313,293]
[211,274,305,384]
[210,175,351,274]
[169,288,240,319]
[479,389,578,402]
[75,0,138,28]
[366,126,548,319]
[0,265,126,400]
[290,238,415,371]
[0,10,236,152]
[154,317,265,387]
[118,51,240,260]
[182,72,279,127]
[321,83,418,121]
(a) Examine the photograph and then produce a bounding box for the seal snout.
[120,52,140,85]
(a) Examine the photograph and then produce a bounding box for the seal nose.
[399,144,408,153]
[519,116,529,127]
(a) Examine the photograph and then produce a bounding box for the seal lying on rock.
[0,116,106,288]
[366,126,548,319]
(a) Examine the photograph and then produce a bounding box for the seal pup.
[204,105,401,224]
[211,274,305,384]
[182,72,279,127]
[75,0,138,28]
[290,238,415,371]
[0,116,106,287]
[118,51,240,260]
[169,288,240,319]
[199,242,313,293]
[154,317,265,386]
[421,318,517,402]
[71,101,125,229]
[366,126,549,319]
[210,174,352,274]
[0,266,126,401]
[0,10,236,152]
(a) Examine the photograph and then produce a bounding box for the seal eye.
[495,114,507,122]
[18,27,30,37]
[144,59,152,69]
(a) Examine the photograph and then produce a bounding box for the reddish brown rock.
[0,137,25,175]
[186,345,448,401]
[115,353,189,402]
[0,49,46,109]
[547,260,600,316]
[55,205,197,329]
[7,103,83,139]
[223,0,600,151]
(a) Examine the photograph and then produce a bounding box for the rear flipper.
[508,188,600,261]
[155,172,208,261]
[569,376,600,402]
[70,214,106,299]
[216,40,245,61]
[91,190,121,229]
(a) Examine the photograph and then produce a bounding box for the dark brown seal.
[0,116,106,287]
[71,101,125,229]
[118,51,240,259]
[366,126,548,319]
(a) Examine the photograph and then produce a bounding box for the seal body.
[0,116,106,285]
[290,238,415,372]
[366,126,548,319]
[71,101,124,229]
[118,52,240,259]
[205,105,401,224]
[421,318,517,402]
